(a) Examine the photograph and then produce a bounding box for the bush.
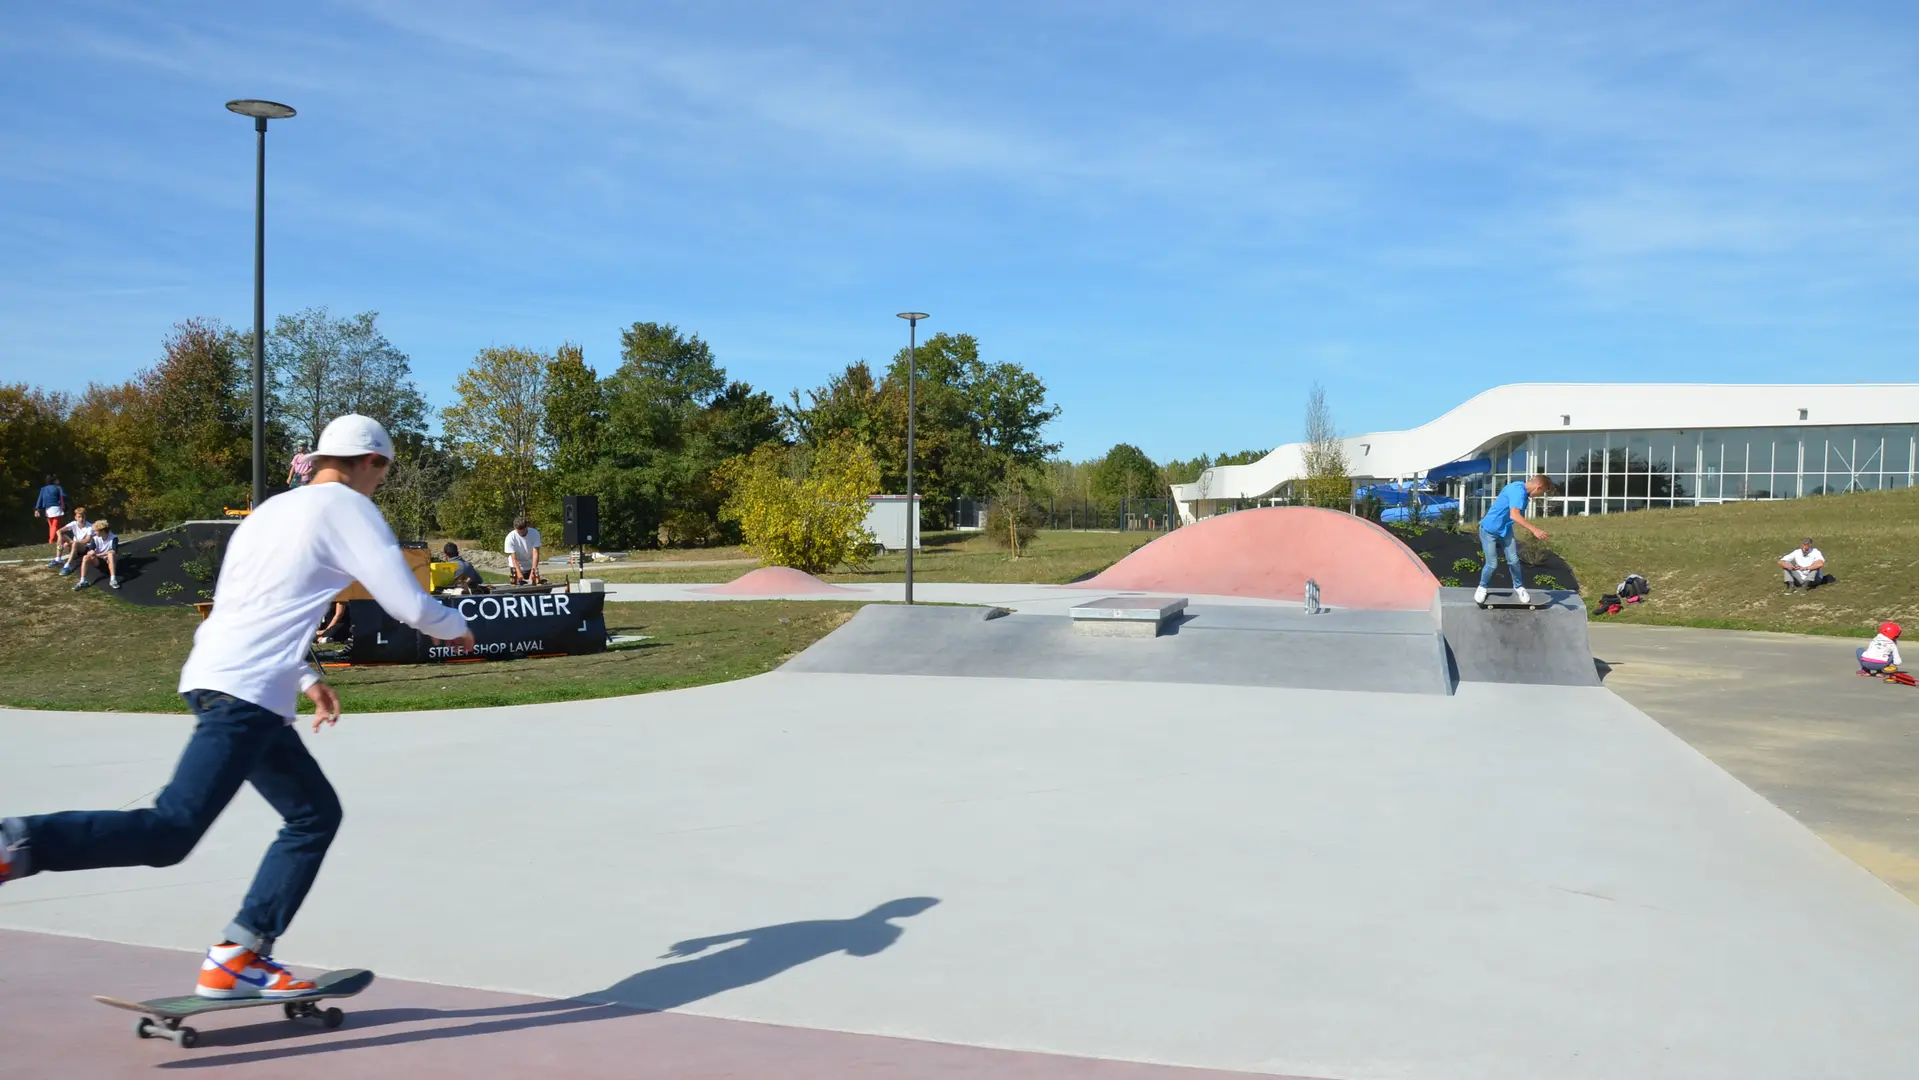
[719,435,879,574]
[986,497,1041,551]
[1418,550,1434,560]
[1437,507,1460,532]
[1518,531,1555,566]
[1532,573,1560,589]
[1439,575,1461,587]
[1451,557,1480,575]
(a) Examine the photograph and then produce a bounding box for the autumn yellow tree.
[719,434,878,574]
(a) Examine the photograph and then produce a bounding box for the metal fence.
[1042,497,1178,532]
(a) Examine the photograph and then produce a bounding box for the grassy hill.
[1541,487,1919,637]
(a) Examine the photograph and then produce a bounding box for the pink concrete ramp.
[695,565,862,596]
[1071,507,1439,611]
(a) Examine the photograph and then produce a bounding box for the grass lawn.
[0,562,861,713]
[1541,487,1919,637]
[594,529,1160,586]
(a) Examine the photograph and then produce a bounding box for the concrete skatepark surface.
[784,602,1455,695]
[6,668,1919,1078]
[1592,622,1919,901]
[1437,587,1602,688]
[8,502,1917,1076]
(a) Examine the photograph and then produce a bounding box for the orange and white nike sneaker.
[196,943,319,999]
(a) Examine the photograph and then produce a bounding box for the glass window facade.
[1459,425,1919,520]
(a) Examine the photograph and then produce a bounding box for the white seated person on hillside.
[503,516,542,584]
[1779,537,1828,589]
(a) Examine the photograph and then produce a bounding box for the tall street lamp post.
[895,312,928,604]
[226,98,296,508]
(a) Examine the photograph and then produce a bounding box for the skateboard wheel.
[322,1007,344,1029]
[134,1017,155,1039]
[176,1026,200,1049]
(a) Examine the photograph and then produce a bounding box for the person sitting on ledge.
[1779,537,1829,590]
[440,542,485,592]
[71,518,120,591]
[49,507,89,570]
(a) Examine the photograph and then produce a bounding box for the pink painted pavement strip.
[0,929,1319,1079]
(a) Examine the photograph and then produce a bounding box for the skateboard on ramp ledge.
[93,968,373,1049]
[1474,590,1554,609]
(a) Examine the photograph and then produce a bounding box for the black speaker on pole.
[562,495,599,547]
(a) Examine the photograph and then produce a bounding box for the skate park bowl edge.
[1071,506,1440,611]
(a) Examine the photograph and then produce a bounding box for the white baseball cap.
[314,414,395,460]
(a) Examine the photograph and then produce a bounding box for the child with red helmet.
[1858,621,1902,676]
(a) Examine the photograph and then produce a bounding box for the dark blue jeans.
[7,690,341,955]
[1478,528,1523,589]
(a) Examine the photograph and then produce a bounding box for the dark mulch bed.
[97,521,238,607]
[1380,522,1581,593]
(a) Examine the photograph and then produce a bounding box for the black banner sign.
[348,592,607,663]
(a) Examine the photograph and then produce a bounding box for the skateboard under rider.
[93,968,374,1049]
[1475,590,1553,609]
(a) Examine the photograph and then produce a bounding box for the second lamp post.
[895,312,928,604]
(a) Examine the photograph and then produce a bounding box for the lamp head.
[226,99,296,120]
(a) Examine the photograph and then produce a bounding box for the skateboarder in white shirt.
[0,415,475,999]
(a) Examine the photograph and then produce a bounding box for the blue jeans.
[5,690,341,955]
[1478,528,1523,589]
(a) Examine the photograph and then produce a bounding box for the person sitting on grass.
[440,542,485,592]
[1858,622,1902,676]
[70,518,120,591]
[1779,537,1828,590]
[49,507,89,569]
[56,514,97,577]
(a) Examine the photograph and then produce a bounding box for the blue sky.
[3,1,1914,460]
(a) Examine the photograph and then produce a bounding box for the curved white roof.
[1172,383,1919,503]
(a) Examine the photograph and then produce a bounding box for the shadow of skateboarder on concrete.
[156,897,941,1068]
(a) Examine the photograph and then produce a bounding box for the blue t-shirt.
[34,483,66,513]
[1479,481,1530,538]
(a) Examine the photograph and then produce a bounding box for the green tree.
[542,342,605,488]
[1090,443,1162,504]
[783,361,882,447]
[119,318,254,523]
[597,322,783,547]
[0,385,87,543]
[269,307,427,449]
[720,434,879,574]
[441,346,549,524]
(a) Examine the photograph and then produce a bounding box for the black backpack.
[1616,574,1649,599]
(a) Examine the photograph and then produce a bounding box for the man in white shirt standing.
[1779,537,1827,590]
[0,415,474,999]
[504,515,542,585]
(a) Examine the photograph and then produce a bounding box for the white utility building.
[1171,383,1919,524]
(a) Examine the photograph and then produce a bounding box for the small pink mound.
[1072,507,1439,611]
[695,565,862,596]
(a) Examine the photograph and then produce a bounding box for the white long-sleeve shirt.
[1862,633,1903,666]
[179,482,468,719]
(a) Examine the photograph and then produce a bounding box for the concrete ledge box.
[1070,596,1187,638]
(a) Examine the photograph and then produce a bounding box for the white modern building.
[1171,384,1919,524]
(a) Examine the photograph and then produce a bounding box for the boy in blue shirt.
[1476,474,1551,605]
